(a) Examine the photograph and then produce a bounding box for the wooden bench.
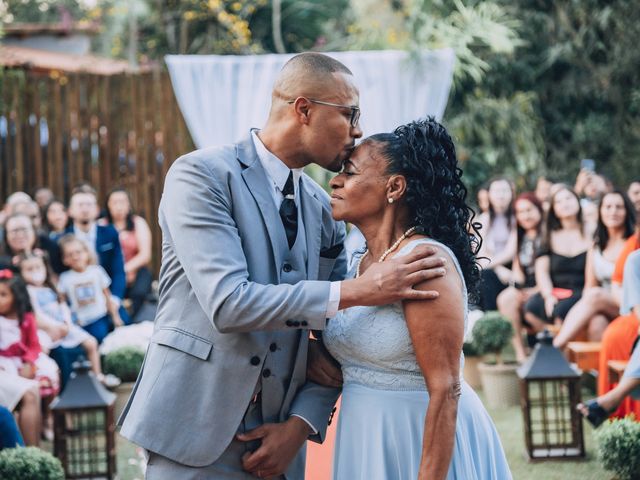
[567,341,601,372]
[608,360,628,384]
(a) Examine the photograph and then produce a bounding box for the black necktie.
[279,171,298,249]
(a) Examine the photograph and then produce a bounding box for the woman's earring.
[388,198,394,204]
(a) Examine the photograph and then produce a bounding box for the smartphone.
[580,158,595,172]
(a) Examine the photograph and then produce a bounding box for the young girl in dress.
[0,269,59,439]
[16,252,115,384]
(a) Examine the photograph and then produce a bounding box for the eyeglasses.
[7,227,31,236]
[287,97,360,128]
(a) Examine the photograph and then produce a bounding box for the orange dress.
[597,234,640,419]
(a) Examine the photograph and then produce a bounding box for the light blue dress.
[324,239,512,479]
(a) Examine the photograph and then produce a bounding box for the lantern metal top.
[51,358,116,410]
[517,330,580,379]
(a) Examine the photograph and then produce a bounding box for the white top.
[73,223,98,256]
[58,265,111,326]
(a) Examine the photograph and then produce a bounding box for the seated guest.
[579,249,640,427]
[0,405,24,449]
[10,201,43,234]
[0,192,31,228]
[554,191,636,349]
[58,235,123,344]
[477,177,517,310]
[597,224,640,420]
[497,193,543,363]
[0,371,40,447]
[33,187,54,210]
[65,185,128,323]
[524,186,591,331]
[0,213,64,274]
[628,179,640,217]
[42,199,69,242]
[535,175,553,212]
[101,188,153,320]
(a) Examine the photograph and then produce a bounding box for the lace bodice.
[324,239,468,391]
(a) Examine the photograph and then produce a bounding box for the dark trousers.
[49,345,85,390]
[126,267,153,321]
[480,269,508,311]
[0,406,24,449]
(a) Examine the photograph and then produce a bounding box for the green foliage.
[0,447,64,480]
[462,341,480,357]
[594,416,640,480]
[103,346,145,382]
[471,311,513,358]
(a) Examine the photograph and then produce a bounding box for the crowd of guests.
[474,171,640,425]
[0,183,153,447]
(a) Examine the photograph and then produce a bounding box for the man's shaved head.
[273,53,353,102]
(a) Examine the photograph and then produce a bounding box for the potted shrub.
[595,417,640,480]
[0,447,64,480]
[472,311,519,408]
[103,346,145,418]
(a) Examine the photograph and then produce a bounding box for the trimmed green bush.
[0,447,64,480]
[103,346,145,382]
[595,416,640,480]
[471,311,513,364]
[462,341,480,357]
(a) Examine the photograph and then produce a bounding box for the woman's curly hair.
[0,273,33,325]
[368,117,482,300]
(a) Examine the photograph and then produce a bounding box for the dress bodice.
[324,239,468,391]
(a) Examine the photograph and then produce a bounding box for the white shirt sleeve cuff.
[325,281,341,319]
[290,414,318,435]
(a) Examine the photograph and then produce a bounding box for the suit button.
[283,263,292,273]
[262,369,271,378]
[250,356,261,366]
[301,321,308,327]
[285,320,294,327]
[269,343,277,352]
[293,321,301,327]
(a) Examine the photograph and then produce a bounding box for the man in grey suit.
[119,52,445,479]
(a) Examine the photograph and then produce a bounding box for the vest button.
[262,369,271,378]
[283,263,292,273]
[293,321,301,327]
[301,321,308,327]
[285,320,294,327]
[250,356,261,366]
[269,343,277,352]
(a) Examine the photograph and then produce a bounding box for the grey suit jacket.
[119,136,346,474]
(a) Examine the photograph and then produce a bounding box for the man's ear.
[292,98,311,125]
[386,174,407,202]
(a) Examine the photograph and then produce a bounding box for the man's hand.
[307,338,342,388]
[339,244,446,309]
[237,417,311,478]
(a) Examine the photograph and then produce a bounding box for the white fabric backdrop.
[165,49,455,149]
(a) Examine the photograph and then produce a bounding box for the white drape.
[165,49,455,149]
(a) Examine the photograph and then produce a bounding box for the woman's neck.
[113,217,127,230]
[559,216,580,230]
[606,226,625,241]
[525,228,539,239]
[1,310,17,319]
[358,215,412,261]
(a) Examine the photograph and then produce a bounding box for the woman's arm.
[584,247,598,289]
[124,216,152,273]
[402,246,464,480]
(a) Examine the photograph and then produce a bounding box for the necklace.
[356,226,418,278]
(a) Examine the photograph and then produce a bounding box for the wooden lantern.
[517,330,585,460]
[51,358,117,479]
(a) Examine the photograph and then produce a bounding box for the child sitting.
[17,251,118,386]
[57,235,123,344]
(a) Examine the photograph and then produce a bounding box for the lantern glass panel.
[525,378,583,458]
[63,409,109,477]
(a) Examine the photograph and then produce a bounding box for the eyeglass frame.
[287,97,360,128]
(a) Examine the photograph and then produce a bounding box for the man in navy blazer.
[65,185,128,321]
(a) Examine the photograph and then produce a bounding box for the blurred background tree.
[2,0,638,194]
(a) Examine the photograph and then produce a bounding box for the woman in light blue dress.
[324,118,511,479]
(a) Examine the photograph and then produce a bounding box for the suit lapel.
[299,177,322,281]
[237,138,287,271]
